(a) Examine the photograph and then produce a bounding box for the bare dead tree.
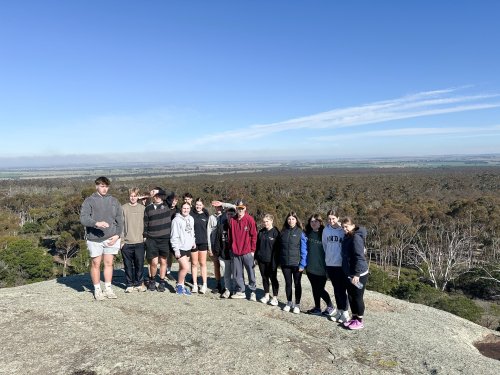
[477,266,500,284]
[55,232,79,277]
[409,221,473,291]
[393,222,420,281]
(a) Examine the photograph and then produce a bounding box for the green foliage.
[0,260,23,287]
[369,264,485,322]
[21,222,42,234]
[452,267,500,299]
[389,280,443,305]
[366,264,398,294]
[55,231,78,255]
[70,240,90,274]
[0,238,54,285]
[0,208,19,236]
[431,294,483,323]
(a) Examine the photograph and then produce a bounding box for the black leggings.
[282,266,302,304]
[258,260,279,296]
[346,274,368,317]
[326,266,349,311]
[306,272,332,309]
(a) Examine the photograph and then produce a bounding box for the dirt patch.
[366,299,401,313]
[474,334,500,360]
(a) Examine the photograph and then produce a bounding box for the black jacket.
[214,219,231,260]
[341,226,368,277]
[192,210,209,247]
[255,227,280,264]
[279,226,306,268]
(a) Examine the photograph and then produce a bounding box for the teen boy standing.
[143,188,173,292]
[228,199,257,301]
[80,176,123,300]
[121,187,147,293]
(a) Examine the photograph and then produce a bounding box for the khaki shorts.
[87,238,121,258]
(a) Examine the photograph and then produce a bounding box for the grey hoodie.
[322,225,344,266]
[170,213,196,253]
[80,192,123,242]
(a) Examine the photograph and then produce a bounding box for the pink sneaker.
[343,319,352,328]
[347,319,364,330]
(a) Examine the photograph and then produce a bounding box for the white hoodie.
[322,225,345,266]
[170,213,196,254]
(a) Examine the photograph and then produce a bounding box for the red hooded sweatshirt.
[228,213,257,256]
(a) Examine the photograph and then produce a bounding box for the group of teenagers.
[80,176,369,330]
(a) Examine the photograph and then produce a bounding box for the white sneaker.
[322,306,337,317]
[94,288,105,301]
[249,292,257,301]
[230,292,246,299]
[293,304,301,314]
[283,301,293,312]
[260,296,270,304]
[136,284,147,292]
[199,285,207,294]
[332,309,342,321]
[104,288,117,299]
[125,287,134,293]
[221,289,231,299]
[270,296,279,306]
[337,310,350,323]
[191,284,199,293]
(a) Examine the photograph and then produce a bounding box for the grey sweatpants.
[232,253,256,293]
[219,257,235,292]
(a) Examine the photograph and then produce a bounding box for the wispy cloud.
[193,87,500,144]
[308,125,500,141]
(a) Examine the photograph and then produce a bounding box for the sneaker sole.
[349,324,364,330]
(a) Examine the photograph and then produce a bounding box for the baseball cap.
[234,199,246,208]
[154,188,167,198]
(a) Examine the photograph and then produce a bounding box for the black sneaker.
[211,282,221,294]
[157,282,166,292]
[148,280,156,291]
[165,273,176,282]
[306,307,322,315]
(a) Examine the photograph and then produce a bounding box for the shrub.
[452,267,500,300]
[70,240,90,275]
[389,278,484,322]
[389,280,442,305]
[431,295,483,323]
[366,264,397,294]
[21,222,42,234]
[0,238,54,285]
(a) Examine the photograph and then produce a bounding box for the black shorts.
[193,243,209,252]
[178,250,191,258]
[145,238,170,260]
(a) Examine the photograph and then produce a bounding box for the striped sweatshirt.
[143,202,173,239]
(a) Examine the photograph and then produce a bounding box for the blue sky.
[1,0,499,166]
